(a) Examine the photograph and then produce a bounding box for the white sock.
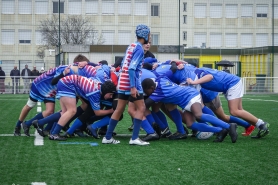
[255,119,264,128]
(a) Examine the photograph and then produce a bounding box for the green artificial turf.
[0,94,277,185]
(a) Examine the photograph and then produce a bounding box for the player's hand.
[177,64,184,70]
[152,63,159,70]
[63,67,70,75]
[186,78,194,85]
[130,87,138,98]
[95,66,101,70]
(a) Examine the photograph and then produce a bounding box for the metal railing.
[1,76,278,95]
[0,76,40,94]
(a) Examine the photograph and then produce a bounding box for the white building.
[0,0,277,74]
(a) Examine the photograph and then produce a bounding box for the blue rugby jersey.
[149,77,199,109]
[141,68,156,82]
[194,67,240,93]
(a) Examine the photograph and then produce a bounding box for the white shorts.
[182,94,202,112]
[224,79,243,100]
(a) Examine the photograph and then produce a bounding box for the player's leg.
[228,97,269,138]
[128,94,149,145]
[189,95,237,143]
[51,96,77,140]
[14,97,37,136]
[102,94,128,144]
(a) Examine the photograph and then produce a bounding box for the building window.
[86,31,98,44]
[256,33,268,47]
[134,0,147,15]
[151,34,159,45]
[256,4,268,18]
[19,30,31,44]
[102,30,115,45]
[241,4,253,17]
[53,1,64,13]
[86,0,98,14]
[102,0,115,14]
[183,15,187,24]
[2,0,15,14]
[225,4,238,18]
[194,32,206,47]
[1,30,15,45]
[118,31,131,45]
[35,0,48,14]
[19,0,32,14]
[225,33,237,47]
[118,0,131,15]
[274,33,278,46]
[241,33,252,47]
[210,33,222,47]
[194,3,206,18]
[151,4,159,16]
[35,31,44,45]
[275,5,278,19]
[210,3,222,18]
[183,2,187,12]
[183,31,187,41]
[68,0,82,15]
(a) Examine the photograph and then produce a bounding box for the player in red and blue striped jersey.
[103,24,151,145]
[49,75,116,140]
[17,55,97,136]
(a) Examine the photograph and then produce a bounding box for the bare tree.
[37,15,104,58]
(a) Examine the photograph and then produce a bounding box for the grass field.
[0,94,278,185]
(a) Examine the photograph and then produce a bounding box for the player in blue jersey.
[187,67,269,138]
[142,77,238,143]
[102,24,151,145]
[200,88,255,136]
[49,75,116,140]
[18,55,97,137]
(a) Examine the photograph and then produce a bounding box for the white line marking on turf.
[34,130,44,146]
[34,102,44,146]
[0,134,35,136]
[31,182,47,185]
[243,98,278,103]
[37,107,42,112]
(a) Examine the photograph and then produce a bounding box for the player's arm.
[93,108,114,117]
[51,66,70,85]
[187,74,213,85]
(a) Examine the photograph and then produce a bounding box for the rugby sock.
[52,123,63,135]
[38,112,61,126]
[67,119,83,135]
[141,119,155,134]
[190,122,222,133]
[105,119,118,140]
[16,120,22,127]
[169,109,185,134]
[132,118,142,140]
[146,114,155,124]
[200,114,230,129]
[25,112,44,126]
[155,110,169,126]
[255,119,264,128]
[92,116,110,129]
[229,116,250,128]
[50,122,57,134]
[151,112,168,129]
[202,106,215,116]
[44,121,54,131]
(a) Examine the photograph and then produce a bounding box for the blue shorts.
[56,81,76,99]
[29,83,55,103]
